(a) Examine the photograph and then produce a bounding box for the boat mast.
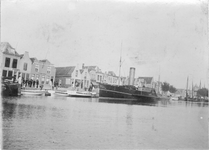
[158,66,160,94]
[186,76,189,99]
[118,42,122,85]
[158,75,160,94]
[192,81,193,99]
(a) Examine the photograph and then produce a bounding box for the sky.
[1,0,208,89]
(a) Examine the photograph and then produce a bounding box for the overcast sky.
[1,0,208,89]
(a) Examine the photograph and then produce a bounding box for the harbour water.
[2,96,209,149]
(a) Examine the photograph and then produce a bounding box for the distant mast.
[158,66,161,94]
[118,42,122,85]
[158,75,160,94]
[192,81,193,99]
[186,76,189,99]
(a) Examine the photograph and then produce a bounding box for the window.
[2,70,7,77]
[12,59,18,68]
[47,66,51,74]
[22,73,25,79]
[108,77,111,82]
[8,71,13,77]
[23,63,27,71]
[66,78,71,84]
[75,70,78,77]
[31,74,35,79]
[110,77,112,83]
[5,57,10,67]
[35,64,39,72]
[97,75,99,81]
[26,73,29,80]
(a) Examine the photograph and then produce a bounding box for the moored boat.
[52,90,92,97]
[1,76,21,96]
[53,91,70,97]
[97,67,159,103]
[21,89,45,96]
[98,83,158,103]
[68,91,92,98]
[21,91,43,96]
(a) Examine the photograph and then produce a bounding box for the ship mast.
[186,76,189,100]
[158,75,160,94]
[158,66,161,94]
[192,80,193,99]
[118,42,122,85]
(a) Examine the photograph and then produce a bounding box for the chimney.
[24,51,29,57]
[128,67,135,86]
[82,63,85,69]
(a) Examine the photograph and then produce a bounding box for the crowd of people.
[20,78,42,89]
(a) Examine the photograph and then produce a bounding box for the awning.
[91,81,99,88]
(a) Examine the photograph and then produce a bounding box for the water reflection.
[126,105,133,126]
[98,98,159,107]
[2,96,209,149]
[178,100,209,107]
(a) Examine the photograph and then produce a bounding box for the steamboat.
[97,67,159,103]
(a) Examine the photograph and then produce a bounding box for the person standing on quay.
[18,75,22,85]
[13,75,17,83]
[36,79,39,88]
[49,79,52,90]
[28,79,31,87]
[33,80,35,87]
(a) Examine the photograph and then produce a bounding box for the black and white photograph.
[1,0,208,149]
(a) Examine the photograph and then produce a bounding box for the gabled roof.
[88,68,95,72]
[1,42,20,57]
[84,66,97,70]
[39,59,50,63]
[30,57,38,63]
[30,57,39,63]
[19,54,24,58]
[193,85,199,91]
[137,77,153,84]
[56,66,75,77]
[108,71,116,77]
[176,89,186,94]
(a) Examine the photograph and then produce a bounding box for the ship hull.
[2,82,21,96]
[98,83,158,103]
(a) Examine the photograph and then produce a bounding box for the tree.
[169,85,177,93]
[161,82,170,92]
[197,88,208,97]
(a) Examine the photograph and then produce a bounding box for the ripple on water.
[2,96,209,149]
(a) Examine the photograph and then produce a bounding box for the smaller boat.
[2,76,21,96]
[21,89,45,96]
[21,91,43,96]
[50,89,93,98]
[53,91,69,97]
[68,91,92,98]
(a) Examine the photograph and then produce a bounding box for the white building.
[1,42,21,80]
[19,51,32,80]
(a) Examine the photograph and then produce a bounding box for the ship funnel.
[128,67,135,86]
